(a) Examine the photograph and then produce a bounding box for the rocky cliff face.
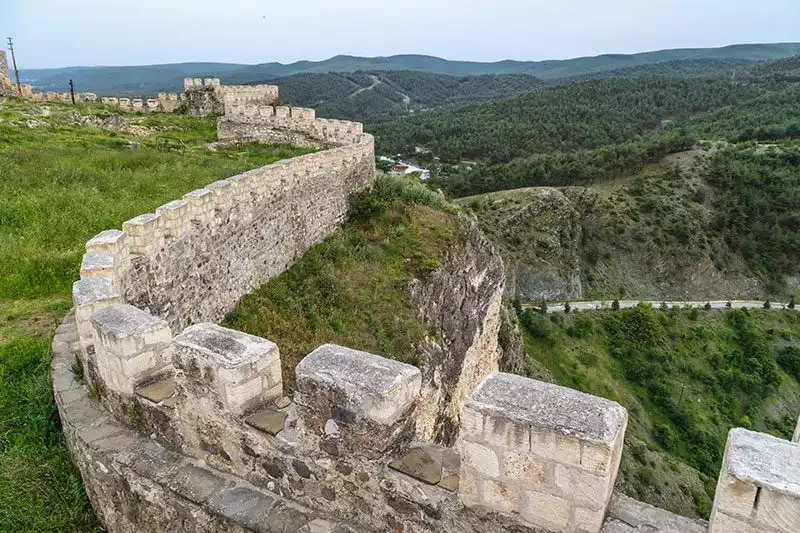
[459,187,584,302]
[408,216,517,446]
[459,176,768,302]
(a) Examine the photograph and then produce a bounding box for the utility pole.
[6,37,22,97]
[69,79,76,105]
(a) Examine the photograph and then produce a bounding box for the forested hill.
[370,76,764,162]
[267,71,546,123]
[20,42,800,95]
[370,55,800,203]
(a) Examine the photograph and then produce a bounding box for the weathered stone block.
[710,428,800,533]
[715,473,757,519]
[459,372,627,533]
[172,323,280,415]
[183,188,214,225]
[294,344,421,458]
[80,251,117,280]
[156,200,189,238]
[123,213,163,256]
[73,277,120,349]
[522,490,571,531]
[86,229,126,254]
[91,304,172,394]
[462,441,500,478]
[793,415,800,443]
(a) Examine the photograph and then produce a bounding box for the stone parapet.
[458,372,628,533]
[173,323,282,415]
[295,344,422,459]
[709,428,800,532]
[91,304,173,395]
[73,277,120,350]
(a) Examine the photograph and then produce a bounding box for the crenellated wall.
[53,79,800,533]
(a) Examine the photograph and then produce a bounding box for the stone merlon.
[295,344,422,425]
[467,371,627,444]
[91,304,170,341]
[173,323,277,369]
[724,428,800,497]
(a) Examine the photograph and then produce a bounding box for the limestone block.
[86,229,126,254]
[710,428,800,533]
[91,304,173,394]
[73,277,120,349]
[715,473,758,519]
[205,179,233,214]
[172,323,280,415]
[80,251,118,280]
[459,372,627,533]
[193,78,202,87]
[123,213,162,256]
[183,188,214,225]
[155,200,189,238]
[294,344,421,458]
[462,441,500,478]
[275,106,290,118]
[522,490,572,531]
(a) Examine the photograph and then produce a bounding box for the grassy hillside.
[21,43,800,95]
[514,304,800,518]
[0,98,311,531]
[223,174,457,389]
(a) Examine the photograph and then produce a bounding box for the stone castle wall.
[0,50,10,84]
[182,77,280,116]
[55,79,800,533]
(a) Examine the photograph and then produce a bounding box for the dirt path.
[349,75,381,98]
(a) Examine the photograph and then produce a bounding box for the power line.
[6,37,22,97]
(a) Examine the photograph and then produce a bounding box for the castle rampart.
[52,79,800,533]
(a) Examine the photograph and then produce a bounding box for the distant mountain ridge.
[19,42,800,95]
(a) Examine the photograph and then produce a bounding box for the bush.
[778,346,800,380]
[763,300,771,310]
[653,423,678,450]
[611,299,620,311]
[688,308,700,320]
[789,296,796,310]
[564,301,571,314]
[520,309,553,344]
[577,351,598,367]
[704,302,712,311]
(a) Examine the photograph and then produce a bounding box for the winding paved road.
[534,300,797,313]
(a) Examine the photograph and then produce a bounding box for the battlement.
[51,79,800,533]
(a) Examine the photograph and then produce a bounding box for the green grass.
[516,304,800,518]
[223,173,459,390]
[0,97,312,531]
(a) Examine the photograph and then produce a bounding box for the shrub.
[789,296,796,310]
[777,346,800,380]
[577,351,598,367]
[564,301,571,314]
[611,299,620,311]
[763,300,771,310]
[726,301,732,309]
[653,423,678,450]
[704,302,712,311]
[688,308,700,320]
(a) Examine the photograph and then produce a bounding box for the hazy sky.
[4,0,799,68]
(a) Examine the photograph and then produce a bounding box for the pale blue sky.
[4,0,799,68]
